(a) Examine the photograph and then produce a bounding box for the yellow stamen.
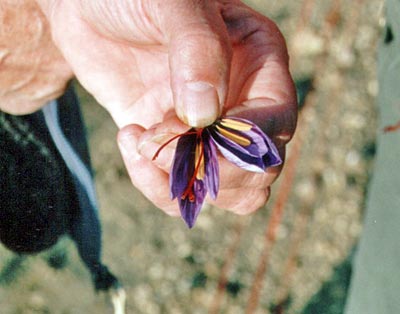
[215,125,251,146]
[195,142,205,180]
[220,118,252,131]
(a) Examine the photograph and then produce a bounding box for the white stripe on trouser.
[41,100,98,210]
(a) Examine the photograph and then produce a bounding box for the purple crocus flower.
[153,117,282,228]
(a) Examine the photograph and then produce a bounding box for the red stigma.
[152,128,205,203]
[181,128,205,203]
[152,130,198,161]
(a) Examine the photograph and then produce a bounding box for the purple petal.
[202,131,219,200]
[210,117,282,172]
[221,117,270,156]
[169,130,217,228]
[179,180,207,228]
[170,133,197,199]
[262,135,282,167]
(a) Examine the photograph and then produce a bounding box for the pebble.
[322,168,346,194]
[345,150,362,171]
[290,30,325,56]
[295,179,317,205]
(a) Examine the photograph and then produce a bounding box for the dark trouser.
[0,86,118,291]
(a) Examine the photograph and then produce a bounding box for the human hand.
[0,0,73,114]
[37,0,297,216]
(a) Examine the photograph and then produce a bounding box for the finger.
[159,0,232,127]
[137,116,190,172]
[39,1,174,129]
[117,124,180,216]
[218,157,283,190]
[216,144,285,191]
[210,186,271,215]
[222,5,297,145]
[228,101,297,148]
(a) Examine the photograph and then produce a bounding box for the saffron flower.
[153,117,282,228]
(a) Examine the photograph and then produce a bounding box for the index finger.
[221,2,297,146]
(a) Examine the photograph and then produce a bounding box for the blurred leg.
[344,1,400,313]
[42,90,119,291]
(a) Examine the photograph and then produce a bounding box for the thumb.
[161,1,232,127]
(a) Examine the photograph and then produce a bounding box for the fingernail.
[137,133,176,155]
[178,81,220,127]
[138,133,176,169]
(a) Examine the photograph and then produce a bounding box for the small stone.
[322,168,346,194]
[342,113,367,129]
[331,39,356,68]
[28,292,46,310]
[290,30,325,57]
[345,150,362,171]
[295,179,317,205]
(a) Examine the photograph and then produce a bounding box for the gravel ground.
[0,1,384,313]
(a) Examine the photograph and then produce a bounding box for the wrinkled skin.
[0,0,73,114]
[3,0,297,216]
